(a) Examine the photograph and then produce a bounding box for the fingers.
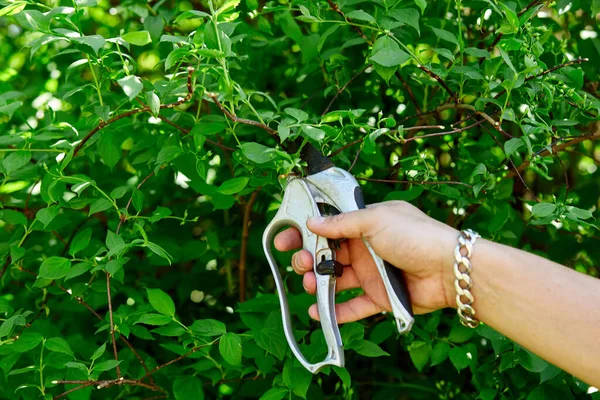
[308,294,384,323]
[307,208,381,240]
[291,250,313,274]
[274,227,302,251]
[302,267,361,294]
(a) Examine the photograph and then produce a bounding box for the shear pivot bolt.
[316,259,344,277]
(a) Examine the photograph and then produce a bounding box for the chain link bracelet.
[454,229,481,328]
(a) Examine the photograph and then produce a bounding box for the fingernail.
[291,252,297,268]
[308,216,325,224]
[302,281,308,292]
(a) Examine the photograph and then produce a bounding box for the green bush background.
[0,0,599,399]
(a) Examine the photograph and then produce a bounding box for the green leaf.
[284,107,308,122]
[448,346,470,371]
[346,10,375,23]
[383,186,424,202]
[218,177,249,195]
[388,8,420,35]
[72,35,106,55]
[408,341,432,372]
[93,359,122,372]
[340,322,364,345]
[98,131,120,169]
[147,288,176,317]
[36,205,60,228]
[190,319,226,336]
[146,91,160,116]
[219,332,242,366]
[448,323,475,343]
[531,203,557,218]
[432,27,459,47]
[173,376,204,400]
[88,198,113,216]
[156,146,183,165]
[38,257,72,280]
[566,206,593,220]
[105,258,128,275]
[135,313,173,326]
[11,332,43,353]
[117,75,143,100]
[241,142,275,163]
[8,366,36,376]
[91,343,106,361]
[106,230,125,251]
[0,209,27,226]
[504,138,524,157]
[121,31,152,46]
[259,388,288,400]
[370,47,410,67]
[132,190,144,213]
[465,47,491,59]
[0,2,27,17]
[2,150,31,174]
[45,338,74,356]
[414,0,427,13]
[69,228,92,256]
[349,340,389,357]
[433,48,454,61]
[145,241,173,263]
[430,342,450,366]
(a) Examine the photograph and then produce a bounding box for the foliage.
[0,0,599,399]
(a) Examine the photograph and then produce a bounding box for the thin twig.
[156,115,235,151]
[356,177,472,188]
[105,271,121,378]
[329,138,364,157]
[416,65,458,102]
[0,257,11,281]
[141,345,210,380]
[116,168,161,235]
[396,72,422,114]
[322,64,371,116]
[239,190,259,302]
[348,146,362,172]
[207,93,277,137]
[74,68,195,156]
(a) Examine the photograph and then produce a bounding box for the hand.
[274,201,460,323]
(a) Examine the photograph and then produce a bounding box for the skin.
[274,201,600,387]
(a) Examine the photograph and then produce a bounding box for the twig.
[141,344,210,380]
[73,68,195,156]
[557,154,569,197]
[356,177,472,188]
[403,119,486,143]
[505,131,600,178]
[322,64,371,115]
[396,72,422,114]
[0,257,11,281]
[416,65,458,102]
[494,58,589,100]
[52,382,95,400]
[207,92,277,137]
[116,168,162,235]
[105,271,121,379]
[348,146,362,172]
[53,378,162,400]
[239,190,259,302]
[329,138,364,157]
[156,115,235,151]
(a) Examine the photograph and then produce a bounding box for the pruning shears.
[262,139,414,374]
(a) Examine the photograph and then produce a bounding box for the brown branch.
[348,146,363,172]
[53,378,162,400]
[505,131,600,178]
[396,72,422,114]
[326,0,372,45]
[239,190,259,302]
[329,138,363,157]
[322,64,371,116]
[403,119,487,143]
[356,177,472,188]
[141,344,211,381]
[73,68,195,156]
[416,65,458,102]
[207,92,277,137]
[494,58,589,100]
[105,271,121,378]
[52,382,95,400]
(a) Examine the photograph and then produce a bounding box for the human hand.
[274,201,460,323]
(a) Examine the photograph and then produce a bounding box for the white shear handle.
[262,178,344,374]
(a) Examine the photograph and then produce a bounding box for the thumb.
[307,209,378,239]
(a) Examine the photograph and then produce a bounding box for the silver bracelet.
[454,229,481,328]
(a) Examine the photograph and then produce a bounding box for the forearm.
[469,239,600,386]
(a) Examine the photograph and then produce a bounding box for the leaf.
[430,342,450,366]
[173,376,204,400]
[566,206,593,220]
[0,209,27,226]
[8,366,36,376]
[504,138,524,157]
[259,388,289,400]
[98,131,120,169]
[91,343,106,361]
[11,332,43,353]
[69,228,92,256]
[72,35,106,55]
[145,241,173,263]
[448,323,475,343]
[117,75,143,100]
[370,47,410,67]
[146,91,160,116]
[106,230,125,251]
[346,10,375,23]
[408,341,432,372]
[465,47,491,59]
[93,359,122,372]
[38,257,72,280]
[433,48,455,61]
[449,346,470,371]
[121,31,152,46]
[156,146,183,165]
[414,0,427,13]
[219,332,242,366]
[2,150,31,174]
[0,2,27,17]
[284,107,308,122]
[190,319,226,336]
[531,203,557,219]
[105,258,128,275]
[340,322,364,345]
[241,142,275,164]
[132,190,144,213]
[147,288,176,317]
[383,186,424,202]
[218,177,249,195]
[45,338,74,356]
[135,313,173,326]
[88,198,113,216]
[432,27,459,47]
[349,340,389,357]
[388,8,420,34]
[36,205,60,228]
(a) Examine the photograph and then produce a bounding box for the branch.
[329,138,363,157]
[239,190,259,302]
[105,271,121,378]
[396,72,422,114]
[505,131,600,178]
[0,257,10,281]
[53,378,162,400]
[416,65,458,102]
[403,119,487,143]
[207,92,277,137]
[356,177,472,188]
[73,68,195,156]
[322,64,371,116]
[116,169,158,235]
[156,115,235,151]
[140,344,212,381]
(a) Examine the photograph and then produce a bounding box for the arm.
[275,201,600,386]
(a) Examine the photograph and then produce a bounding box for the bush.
[0,0,599,399]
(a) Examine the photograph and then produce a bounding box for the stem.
[239,190,259,302]
[87,56,104,107]
[105,271,121,379]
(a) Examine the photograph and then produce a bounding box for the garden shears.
[262,139,414,374]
